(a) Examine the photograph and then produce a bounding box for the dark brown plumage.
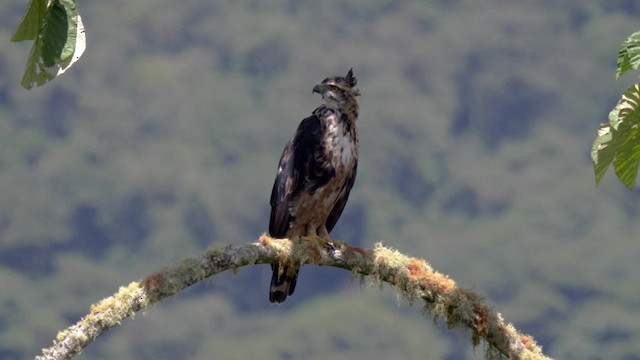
[268,69,360,303]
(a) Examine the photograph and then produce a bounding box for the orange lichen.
[345,245,369,259]
[408,258,428,278]
[519,333,537,351]
[406,258,456,295]
[472,303,490,335]
[259,234,272,246]
[426,273,456,294]
[141,272,165,296]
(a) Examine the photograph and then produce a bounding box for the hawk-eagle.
[269,69,360,303]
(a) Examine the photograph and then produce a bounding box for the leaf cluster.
[592,31,640,188]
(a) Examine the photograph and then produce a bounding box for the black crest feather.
[345,68,357,87]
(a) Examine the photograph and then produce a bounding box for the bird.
[268,69,361,304]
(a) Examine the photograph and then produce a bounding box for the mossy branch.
[36,235,551,360]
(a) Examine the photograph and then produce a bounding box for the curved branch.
[36,235,551,360]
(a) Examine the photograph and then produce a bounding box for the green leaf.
[616,31,640,79]
[12,0,86,89]
[43,13,86,78]
[11,0,46,42]
[592,83,640,187]
[42,0,68,67]
[20,40,42,89]
[58,0,80,62]
[592,123,614,185]
[612,128,640,189]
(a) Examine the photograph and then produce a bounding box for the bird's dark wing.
[269,113,335,237]
[325,164,357,233]
[269,136,296,238]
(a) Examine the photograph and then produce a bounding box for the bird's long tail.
[269,262,299,304]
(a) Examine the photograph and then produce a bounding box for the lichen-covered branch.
[36,235,552,360]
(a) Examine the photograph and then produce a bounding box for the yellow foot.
[302,234,328,246]
[299,235,346,252]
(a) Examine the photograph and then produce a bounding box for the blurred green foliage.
[2,1,640,359]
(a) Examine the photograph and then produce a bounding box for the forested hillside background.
[2,1,640,359]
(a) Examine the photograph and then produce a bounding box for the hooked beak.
[312,84,324,94]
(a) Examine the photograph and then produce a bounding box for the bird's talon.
[326,240,343,259]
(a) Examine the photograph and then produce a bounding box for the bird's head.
[312,68,360,109]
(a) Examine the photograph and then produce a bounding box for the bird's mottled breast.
[323,111,358,170]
